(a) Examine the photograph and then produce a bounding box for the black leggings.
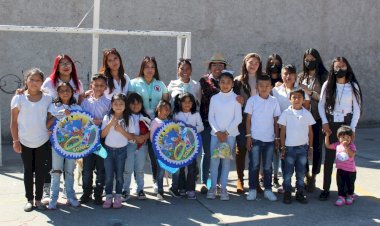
[20,141,50,201]
[306,119,323,175]
[337,169,356,197]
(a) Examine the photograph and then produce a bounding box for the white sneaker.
[246,189,257,201]
[264,190,277,201]
[153,183,158,194]
[207,188,216,199]
[67,198,80,207]
[220,189,229,201]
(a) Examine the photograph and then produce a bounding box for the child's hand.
[216,131,227,142]
[322,123,332,136]
[110,117,118,127]
[93,118,102,126]
[13,141,22,153]
[114,123,124,134]
[63,109,71,116]
[236,95,244,105]
[135,135,145,144]
[280,149,286,160]
[275,139,280,149]
[246,138,253,151]
[84,90,93,98]
[342,140,349,147]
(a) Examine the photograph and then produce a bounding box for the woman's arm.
[280,125,286,159]
[350,84,361,132]
[246,113,253,151]
[46,112,56,130]
[10,107,21,153]
[101,116,116,138]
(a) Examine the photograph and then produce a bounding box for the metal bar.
[184,35,191,59]
[0,25,190,37]
[92,0,100,76]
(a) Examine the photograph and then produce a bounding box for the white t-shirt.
[278,106,316,146]
[48,103,82,120]
[101,114,134,148]
[174,111,204,133]
[208,90,242,136]
[167,79,201,107]
[244,95,281,142]
[41,77,84,100]
[272,84,310,112]
[11,94,52,148]
[104,73,130,100]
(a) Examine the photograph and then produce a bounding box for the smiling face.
[209,62,225,78]
[282,68,296,86]
[91,78,107,97]
[129,100,142,114]
[112,99,126,115]
[338,134,352,144]
[143,61,156,80]
[181,96,193,113]
[58,59,73,77]
[26,73,43,92]
[57,84,73,104]
[157,104,170,120]
[178,63,192,82]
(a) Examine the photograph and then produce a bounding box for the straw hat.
[204,53,228,65]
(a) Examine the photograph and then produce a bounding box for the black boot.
[296,191,308,204]
[283,191,292,204]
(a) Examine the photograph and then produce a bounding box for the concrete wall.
[0,0,379,141]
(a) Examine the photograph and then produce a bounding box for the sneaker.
[179,189,187,196]
[24,200,33,212]
[41,183,51,205]
[200,185,208,194]
[121,191,130,202]
[35,200,47,211]
[295,191,308,204]
[67,198,80,207]
[153,183,158,194]
[103,197,113,209]
[246,189,257,201]
[264,190,277,201]
[157,192,164,200]
[187,191,196,200]
[169,187,180,198]
[306,176,316,193]
[283,191,292,204]
[138,190,147,200]
[319,190,330,201]
[335,196,346,206]
[220,189,229,201]
[345,195,354,205]
[113,196,122,209]
[48,199,57,210]
[94,196,103,205]
[79,194,92,204]
[207,188,216,199]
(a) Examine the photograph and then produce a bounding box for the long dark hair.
[126,92,150,119]
[137,56,160,80]
[109,93,130,127]
[265,53,283,86]
[240,53,263,95]
[52,82,77,106]
[324,57,362,115]
[300,48,328,84]
[99,48,126,95]
[173,92,197,114]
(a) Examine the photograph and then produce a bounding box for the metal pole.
[184,34,191,59]
[177,36,182,61]
[0,104,2,166]
[92,0,100,76]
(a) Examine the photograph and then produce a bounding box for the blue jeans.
[123,143,147,194]
[283,144,308,192]
[201,126,221,185]
[50,150,76,202]
[210,135,236,190]
[272,148,281,176]
[104,145,127,196]
[248,140,274,190]
[82,153,105,198]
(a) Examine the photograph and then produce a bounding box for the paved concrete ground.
[0,128,379,226]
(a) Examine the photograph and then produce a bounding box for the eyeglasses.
[210,63,225,68]
[59,62,72,67]
[58,89,72,94]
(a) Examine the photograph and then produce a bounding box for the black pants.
[82,153,105,197]
[323,114,352,191]
[306,119,323,175]
[147,140,158,183]
[20,141,50,201]
[337,169,356,197]
[178,159,197,192]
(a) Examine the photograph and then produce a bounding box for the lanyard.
[337,84,346,106]
[143,78,154,110]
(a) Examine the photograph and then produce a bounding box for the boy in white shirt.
[245,75,281,201]
[278,89,315,204]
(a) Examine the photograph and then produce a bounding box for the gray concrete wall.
[0,0,379,141]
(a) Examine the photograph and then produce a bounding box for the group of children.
[11,61,358,212]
